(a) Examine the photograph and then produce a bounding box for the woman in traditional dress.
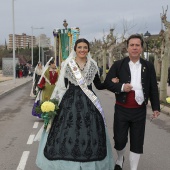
[37,59,59,102]
[32,58,59,117]
[30,62,44,97]
[36,38,114,170]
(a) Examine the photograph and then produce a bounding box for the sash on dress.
[68,59,106,125]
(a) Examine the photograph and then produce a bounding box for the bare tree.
[160,5,170,102]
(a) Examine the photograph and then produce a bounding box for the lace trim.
[65,59,98,85]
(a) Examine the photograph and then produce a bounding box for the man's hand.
[123,83,133,92]
[150,111,160,122]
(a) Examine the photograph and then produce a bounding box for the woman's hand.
[112,77,119,83]
[123,83,133,92]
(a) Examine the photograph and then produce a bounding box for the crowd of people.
[30,35,160,170]
[16,63,34,78]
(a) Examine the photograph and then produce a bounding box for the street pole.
[41,47,44,66]
[147,43,149,61]
[39,36,41,62]
[31,26,33,66]
[144,31,151,61]
[45,55,50,63]
[31,27,44,65]
[53,29,59,66]
[54,34,57,64]
[12,0,16,83]
[103,48,106,80]
[42,49,49,65]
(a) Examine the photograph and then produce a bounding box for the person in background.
[30,62,44,97]
[104,34,160,170]
[28,64,34,77]
[34,62,44,95]
[23,64,29,77]
[36,38,114,170]
[15,63,20,78]
[19,63,23,78]
[37,59,58,102]
[31,58,59,117]
[30,65,34,77]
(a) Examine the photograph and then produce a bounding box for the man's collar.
[129,60,140,65]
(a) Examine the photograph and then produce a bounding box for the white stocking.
[129,151,140,170]
[116,148,126,167]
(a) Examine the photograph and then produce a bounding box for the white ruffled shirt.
[129,60,144,105]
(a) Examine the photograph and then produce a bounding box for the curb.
[0,79,32,99]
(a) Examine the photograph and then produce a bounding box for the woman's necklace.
[75,59,87,71]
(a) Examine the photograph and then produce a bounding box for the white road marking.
[16,151,30,170]
[34,125,44,142]
[33,122,39,129]
[27,134,35,145]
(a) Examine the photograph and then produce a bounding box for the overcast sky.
[0,0,170,45]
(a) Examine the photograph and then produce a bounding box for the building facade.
[8,33,36,50]
[35,34,51,48]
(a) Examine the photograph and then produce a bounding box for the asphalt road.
[0,82,41,170]
[96,88,170,170]
[0,82,170,170]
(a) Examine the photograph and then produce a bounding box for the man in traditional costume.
[105,34,160,170]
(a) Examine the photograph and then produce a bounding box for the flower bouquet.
[35,98,59,130]
[166,97,170,104]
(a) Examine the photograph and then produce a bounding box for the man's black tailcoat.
[104,57,160,111]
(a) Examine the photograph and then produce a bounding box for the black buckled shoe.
[114,164,122,170]
[114,156,125,170]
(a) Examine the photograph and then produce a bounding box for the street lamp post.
[31,27,33,66]
[42,49,49,65]
[31,27,44,66]
[53,29,59,65]
[146,43,149,61]
[12,0,16,83]
[45,54,50,64]
[144,31,151,61]
[39,36,41,62]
